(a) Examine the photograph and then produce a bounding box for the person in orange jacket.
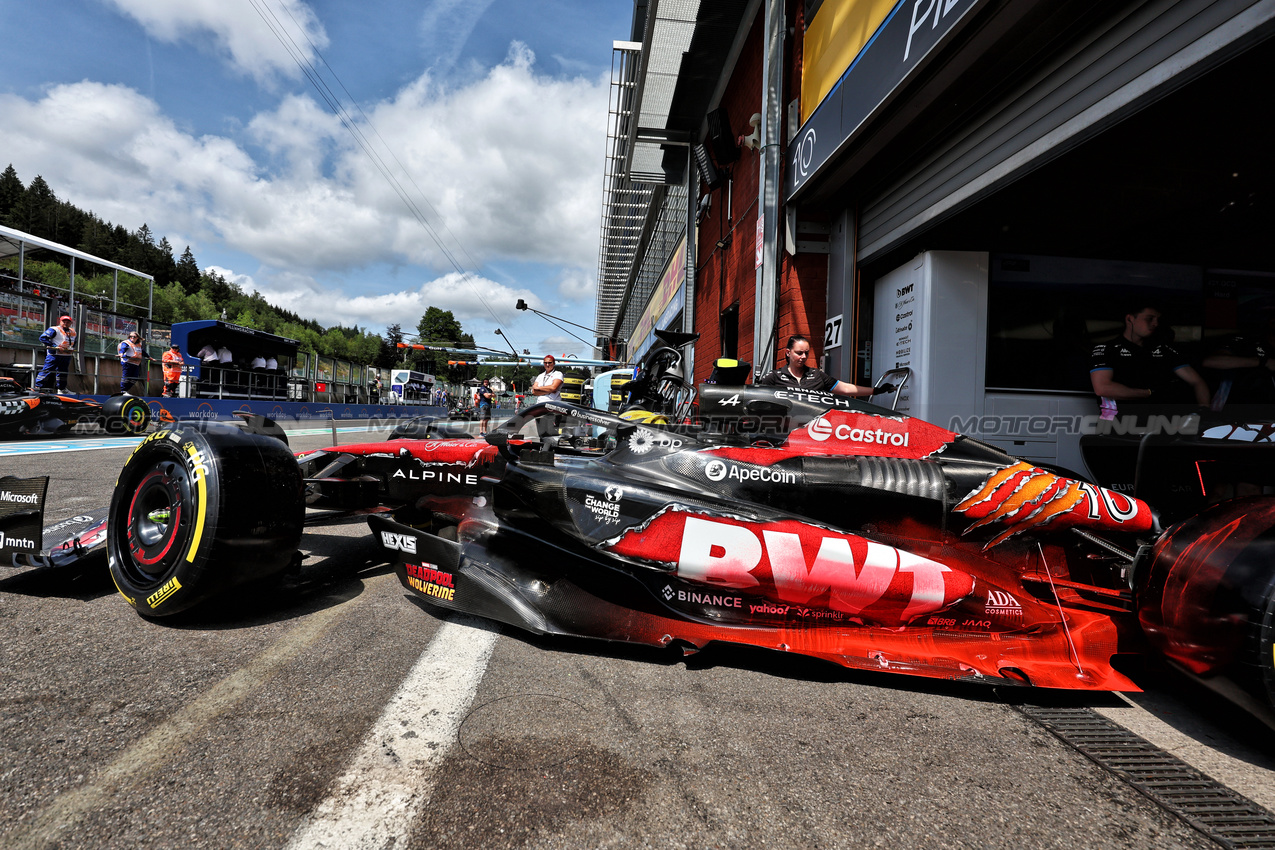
[161,343,185,397]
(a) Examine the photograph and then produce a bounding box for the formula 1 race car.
[12,340,1275,724]
[0,376,152,438]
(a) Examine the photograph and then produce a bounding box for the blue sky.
[1,0,632,356]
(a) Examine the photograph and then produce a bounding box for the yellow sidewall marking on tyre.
[111,574,136,606]
[184,442,208,563]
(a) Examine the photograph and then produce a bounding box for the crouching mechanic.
[757,335,894,397]
[36,314,77,392]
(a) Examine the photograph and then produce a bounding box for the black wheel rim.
[119,460,196,585]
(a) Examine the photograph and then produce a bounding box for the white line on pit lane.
[0,427,389,456]
[286,616,499,850]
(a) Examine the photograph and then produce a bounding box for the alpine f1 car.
[12,338,1275,723]
[0,376,152,437]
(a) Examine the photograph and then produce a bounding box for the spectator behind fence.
[194,343,219,395]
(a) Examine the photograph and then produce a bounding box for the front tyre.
[103,395,151,434]
[108,423,304,617]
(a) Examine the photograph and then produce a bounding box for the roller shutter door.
[857,0,1275,263]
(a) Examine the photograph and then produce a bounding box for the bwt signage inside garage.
[794,0,1275,472]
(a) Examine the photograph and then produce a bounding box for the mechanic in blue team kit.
[756,335,889,397]
[118,331,152,394]
[476,378,495,434]
[1089,304,1210,420]
[36,314,77,392]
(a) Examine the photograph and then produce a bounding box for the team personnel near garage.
[1090,304,1210,419]
[36,314,77,392]
[757,335,892,397]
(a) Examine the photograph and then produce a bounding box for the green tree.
[0,165,24,221]
[415,307,464,377]
[176,246,201,293]
[378,323,404,368]
[5,175,57,235]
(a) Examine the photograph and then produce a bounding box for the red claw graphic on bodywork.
[955,461,1154,547]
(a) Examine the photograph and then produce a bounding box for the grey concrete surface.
[0,429,1264,848]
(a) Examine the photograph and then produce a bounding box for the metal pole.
[753,0,785,380]
[112,271,118,314]
[69,257,75,310]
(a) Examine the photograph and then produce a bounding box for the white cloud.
[556,269,596,301]
[418,0,499,74]
[1,39,606,334]
[220,268,544,331]
[104,0,328,83]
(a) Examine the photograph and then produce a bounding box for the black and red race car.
[11,344,1275,723]
[0,376,152,438]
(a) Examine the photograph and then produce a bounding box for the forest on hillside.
[0,165,520,384]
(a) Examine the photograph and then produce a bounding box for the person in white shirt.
[531,355,565,436]
[251,354,266,369]
[531,356,564,402]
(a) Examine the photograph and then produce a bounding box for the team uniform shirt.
[756,366,839,393]
[533,369,564,402]
[1207,333,1275,406]
[476,386,494,410]
[1089,336,1190,417]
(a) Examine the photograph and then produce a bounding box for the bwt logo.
[380,531,417,554]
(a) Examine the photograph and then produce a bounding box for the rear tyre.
[107,422,304,617]
[103,395,151,434]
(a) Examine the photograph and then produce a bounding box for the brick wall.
[691,0,829,383]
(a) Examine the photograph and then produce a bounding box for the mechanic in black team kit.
[756,335,891,398]
[1089,304,1210,421]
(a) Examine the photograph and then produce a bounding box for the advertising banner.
[787,0,982,199]
[0,475,49,560]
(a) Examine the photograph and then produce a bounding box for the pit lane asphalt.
[0,424,1272,849]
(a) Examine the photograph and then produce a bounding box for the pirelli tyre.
[102,394,151,434]
[107,422,304,617]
